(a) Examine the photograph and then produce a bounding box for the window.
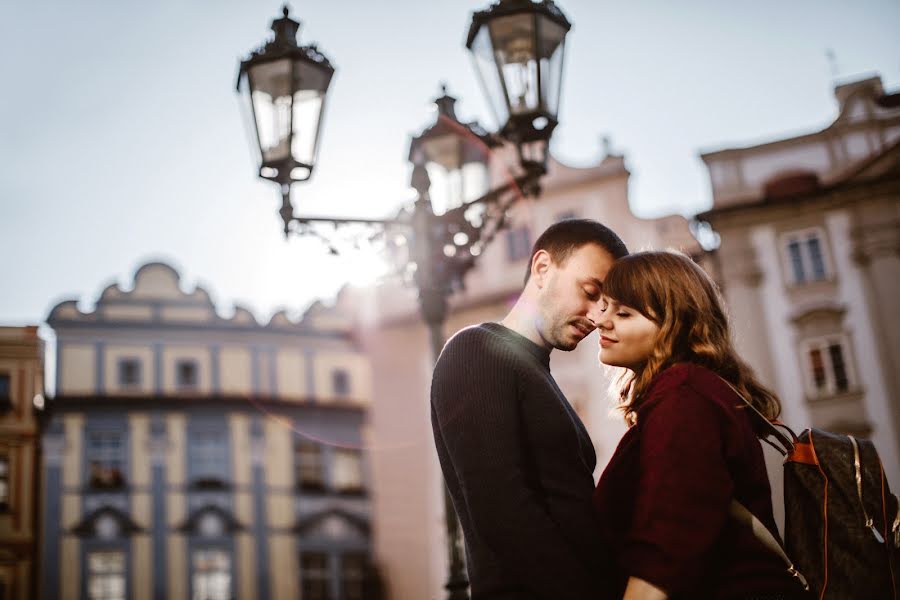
[803,337,854,397]
[341,553,367,600]
[87,432,126,489]
[176,360,199,389]
[0,374,10,411]
[87,550,126,600]
[0,456,9,511]
[332,369,350,397]
[192,548,231,600]
[189,430,228,486]
[333,448,364,495]
[117,359,141,388]
[506,226,532,262]
[300,553,330,600]
[296,440,324,491]
[782,229,829,285]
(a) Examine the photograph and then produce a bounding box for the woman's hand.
[622,576,668,600]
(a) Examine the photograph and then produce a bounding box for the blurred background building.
[0,326,44,600]
[699,74,900,493]
[40,263,376,600]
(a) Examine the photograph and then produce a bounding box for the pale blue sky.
[1,0,899,329]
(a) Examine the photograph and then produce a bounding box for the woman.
[592,251,807,600]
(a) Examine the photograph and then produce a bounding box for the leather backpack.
[724,377,900,599]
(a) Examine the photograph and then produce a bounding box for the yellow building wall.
[276,348,306,400]
[267,495,294,529]
[229,414,251,487]
[220,347,252,395]
[60,536,80,600]
[104,345,155,394]
[101,304,154,321]
[132,493,152,530]
[129,414,151,487]
[166,534,187,600]
[160,306,212,322]
[165,409,186,600]
[237,533,256,600]
[269,534,298,600]
[162,346,212,394]
[166,413,186,486]
[55,415,84,600]
[257,351,271,397]
[63,415,84,488]
[132,534,152,600]
[263,418,292,488]
[313,351,371,404]
[59,344,95,394]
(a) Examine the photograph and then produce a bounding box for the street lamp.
[409,85,496,213]
[236,3,571,598]
[236,6,335,235]
[466,0,571,177]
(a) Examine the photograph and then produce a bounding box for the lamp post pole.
[409,171,470,599]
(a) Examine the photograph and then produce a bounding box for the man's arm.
[431,331,600,599]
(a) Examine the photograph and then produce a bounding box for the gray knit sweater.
[431,322,610,600]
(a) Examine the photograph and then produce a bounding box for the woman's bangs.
[602,256,657,319]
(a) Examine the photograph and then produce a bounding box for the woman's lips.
[599,335,618,348]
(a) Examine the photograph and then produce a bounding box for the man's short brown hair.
[523,218,629,284]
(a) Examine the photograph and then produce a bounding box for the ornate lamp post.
[236,3,571,598]
[236,6,335,236]
[467,0,571,178]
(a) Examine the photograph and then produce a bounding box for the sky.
[1,0,899,333]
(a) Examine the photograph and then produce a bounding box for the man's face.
[535,243,616,351]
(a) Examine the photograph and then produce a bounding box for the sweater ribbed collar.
[482,322,551,369]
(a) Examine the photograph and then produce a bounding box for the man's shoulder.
[432,324,518,404]
[444,322,496,348]
[438,323,502,363]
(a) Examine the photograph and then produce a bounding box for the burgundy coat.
[592,363,803,599]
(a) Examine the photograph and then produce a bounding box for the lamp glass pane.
[489,14,539,116]
[289,59,330,178]
[290,90,322,179]
[248,58,293,164]
[470,26,509,128]
[538,18,567,117]
[424,134,463,171]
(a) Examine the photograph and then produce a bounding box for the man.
[431,219,629,599]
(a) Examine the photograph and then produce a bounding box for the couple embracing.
[431,219,809,600]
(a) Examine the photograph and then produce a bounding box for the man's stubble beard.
[537,289,579,352]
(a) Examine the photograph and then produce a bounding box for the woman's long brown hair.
[602,250,781,424]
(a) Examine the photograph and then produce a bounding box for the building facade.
[41,262,378,600]
[343,148,702,599]
[0,326,44,600]
[699,75,900,490]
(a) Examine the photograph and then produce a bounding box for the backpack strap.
[713,375,796,456]
[729,500,810,591]
[713,374,810,591]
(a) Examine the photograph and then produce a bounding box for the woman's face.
[597,297,660,372]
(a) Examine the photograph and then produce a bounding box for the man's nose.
[587,302,605,326]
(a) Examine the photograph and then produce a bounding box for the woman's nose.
[592,306,611,329]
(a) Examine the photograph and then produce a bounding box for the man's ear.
[530,249,553,288]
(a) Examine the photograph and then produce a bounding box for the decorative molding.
[719,243,764,287]
[70,505,143,537]
[851,219,900,265]
[789,300,846,326]
[176,504,245,534]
